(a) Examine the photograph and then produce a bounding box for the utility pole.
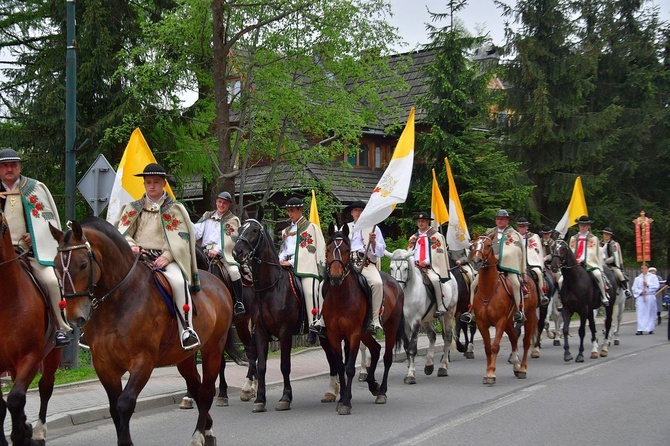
[63,0,79,368]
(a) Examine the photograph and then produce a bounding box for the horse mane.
[74,216,134,256]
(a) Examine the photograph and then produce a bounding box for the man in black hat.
[569,215,608,305]
[113,163,202,350]
[278,197,326,339]
[193,191,245,315]
[600,227,632,298]
[0,148,71,347]
[408,211,453,319]
[540,226,556,267]
[461,209,527,324]
[516,217,549,306]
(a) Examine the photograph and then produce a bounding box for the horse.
[598,266,619,357]
[322,224,404,415]
[452,264,477,359]
[0,207,61,446]
[606,282,627,347]
[387,248,456,384]
[180,249,258,409]
[231,215,339,413]
[49,217,236,446]
[550,239,604,362]
[530,267,556,358]
[470,234,539,385]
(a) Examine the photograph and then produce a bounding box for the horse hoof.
[403,376,416,385]
[205,435,217,446]
[30,441,46,446]
[215,396,229,407]
[424,364,434,375]
[179,396,194,409]
[321,392,337,403]
[564,354,573,362]
[437,367,448,377]
[464,352,474,359]
[370,383,381,396]
[531,351,540,359]
[553,340,561,347]
[337,404,352,415]
[275,400,291,411]
[590,352,598,359]
[576,355,584,363]
[375,395,387,404]
[358,373,368,382]
[614,339,620,346]
[252,403,267,413]
[599,350,608,358]
[188,432,206,446]
[240,390,255,401]
[516,371,527,379]
[483,377,496,385]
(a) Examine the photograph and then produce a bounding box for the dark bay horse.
[550,240,606,362]
[322,225,405,415]
[0,208,61,446]
[452,264,477,359]
[470,234,538,385]
[49,217,235,446]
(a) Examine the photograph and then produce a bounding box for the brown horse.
[0,208,61,446]
[49,217,235,446]
[322,224,405,415]
[470,234,538,385]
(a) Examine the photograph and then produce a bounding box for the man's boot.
[231,279,246,316]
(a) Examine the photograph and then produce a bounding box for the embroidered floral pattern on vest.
[299,231,317,253]
[25,194,44,217]
[120,209,138,226]
[162,213,182,231]
[430,235,442,249]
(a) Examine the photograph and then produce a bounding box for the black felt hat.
[343,200,366,214]
[415,211,433,221]
[575,215,594,224]
[134,163,168,177]
[540,225,553,234]
[284,197,305,208]
[602,227,614,235]
[516,217,530,226]
[0,149,21,164]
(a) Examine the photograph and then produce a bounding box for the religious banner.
[633,210,653,263]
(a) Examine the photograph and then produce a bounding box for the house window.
[375,146,381,168]
[347,142,371,167]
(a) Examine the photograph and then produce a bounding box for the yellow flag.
[309,189,321,230]
[555,176,588,238]
[353,107,415,231]
[430,168,448,227]
[445,157,471,250]
[106,128,175,221]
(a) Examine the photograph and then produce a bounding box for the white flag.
[445,157,471,250]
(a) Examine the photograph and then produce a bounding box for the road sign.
[77,154,116,216]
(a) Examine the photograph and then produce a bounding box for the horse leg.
[7,358,43,446]
[454,318,466,353]
[338,339,361,415]
[253,334,269,413]
[575,317,587,363]
[477,321,496,385]
[562,309,573,362]
[403,326,418,384]
[423,324,436,376]
[116,366,153,446]
[192,346,223,446]
[438,315,453,377]
[215,357,229,407]
[275,335,293,411]
[238,320,258,401]
[588,311,599,360]
[32,348,61,445]
[466,323,476,359]
[375,335,396,405]
[357,343,369,382]
[362,335,381,396]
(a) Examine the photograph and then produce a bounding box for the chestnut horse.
[49,217,235,446]
[470,234,538,385]
[322,224,405,415]
[0,208,61,446]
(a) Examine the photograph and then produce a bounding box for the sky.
[386,0,670,51]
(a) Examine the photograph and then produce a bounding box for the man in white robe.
[632,264,659,335]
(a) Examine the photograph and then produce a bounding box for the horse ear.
[71,220,83,240]
[341,221,350,239]
[49,222,63,242]
[384,249,393,258]
[327,222,336,237]
[473,230,480,239]
[256,206,264,222]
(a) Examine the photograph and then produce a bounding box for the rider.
[540,226,556,266]
[0,148,71,347]
[460,209,527,324]
[516,217,549,306]
[193,191,245,316]
[278,197,326,340]
[113,163,202,350]
[408,211,452,319]
[569,215,609,306]
[600,227,632,299]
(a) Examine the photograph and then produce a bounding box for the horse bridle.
[471,236,495,269]
[326,236,351,284]
[551,240,579,270]
[56,230,140,308]
[236,219,264,265]
[390,257,410,286]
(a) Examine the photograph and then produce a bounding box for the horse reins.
[326,237,350,284]
[57,232,140,308]
[236,219,291,293]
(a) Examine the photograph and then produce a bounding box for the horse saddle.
[140,260,179,318]
[418,267,438,302]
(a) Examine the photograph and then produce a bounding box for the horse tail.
[394,299,407,353]
[224,326,247,366]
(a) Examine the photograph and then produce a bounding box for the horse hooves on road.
[357,372,368,382]
[337,404,352,415]
[599,350,608,357]
[240,389,255,401]
[321,392,337,403]
[564,354,573,362]
[483,376,496,385]
[375,395,387,404]
[614,339,620,345]
[424,364,434,375]
[576,354,585,363]
[179,397,194,410]
[205,435,217,446]
[590,352,599,359]
[403,376,416,385]
[275,400,291,411]
[437,367,448,377]
[531,351,540,359]
[215,397,229,407]
[464,352,474,359]
[516,371,527,379]
[553,340,561,347]
[252,403,267,413]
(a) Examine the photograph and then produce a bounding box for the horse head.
[233,218,264,267]
[471,234,495,271]
[550,240,571,273]
[50,220,104,327]
[389,249,413,287]
[325,225,351,286]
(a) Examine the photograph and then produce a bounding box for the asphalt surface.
[4,308,651,435]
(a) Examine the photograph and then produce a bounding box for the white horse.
[387,248,458,384]
[601,285,626,351]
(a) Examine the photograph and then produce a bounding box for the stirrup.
[181,328,201,351]
[540,295,550,306]
[233,301,246,316]
[601,297,610,307]
[55,329,71,349]
[366,321,383,334]
[460,312,474,324]
[513,311,526,323]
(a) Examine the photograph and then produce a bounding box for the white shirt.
[413,231,431,265]
[193,212,224,254]
[279,220,298,265]
[349,224,385,262]
[1,179,19,191]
